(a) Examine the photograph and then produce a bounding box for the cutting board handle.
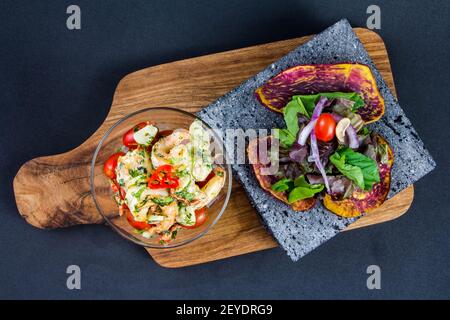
[13,145,103,229]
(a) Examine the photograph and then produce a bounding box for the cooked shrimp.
[192,158,213,182]
[151,129,190,168]
[159,224,180,243]
[142,188,169,198]
[154,201,178,233]
[189,120,213,181]
[169,144,192,168]
[176,205,196,226]
[193,167,225,209]
[106,119,227,244]
[170,174,198,204]
[116,147,151,188]
[124,186,170,222]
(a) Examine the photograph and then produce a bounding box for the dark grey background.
[0,0,449,299]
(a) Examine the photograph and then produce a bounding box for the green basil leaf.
[271,178,293,192]
[330,152,365,190]
[294,95,317,116]
[283,98,309,133]
[293,175,309,187]
[271,175,323,202]
[274,128,296,148]
[288,175,324,203]
[273,96,310,148]
[339,147,380,190]
[330,147,380,191]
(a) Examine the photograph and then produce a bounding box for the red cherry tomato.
[125,208,153,230]
[314,113,336,142]
[122,121,151,149]
[183,208,208,229]
[103,152,125,180]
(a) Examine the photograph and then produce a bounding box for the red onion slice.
[346,124,360,149]
[297,97,328,146]
[311,97,328,120]
[297,119,317,146]
[310,129,330,193]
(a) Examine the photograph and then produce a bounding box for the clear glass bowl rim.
[90,106,232,249]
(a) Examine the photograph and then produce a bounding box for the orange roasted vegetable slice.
[255,63,385,123]
[247,136,317,211]
[323,134,394,217]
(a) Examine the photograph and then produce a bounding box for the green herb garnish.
[151,196,174,206]
[330,147,380,191]
[129,167,147,178]
[271,176,324,203]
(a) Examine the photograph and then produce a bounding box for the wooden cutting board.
[13,28,414,268]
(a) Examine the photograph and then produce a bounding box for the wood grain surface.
[13,28,414,268]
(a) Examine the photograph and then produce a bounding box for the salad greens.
[288,176,325,203]
[271,178,294,192]
[268,91,384,202]
[274,128,296,149]
[377,143,389,165]
[271,175,324,203]
[274,99,306,148]
[296,92,365,116]
[330,147,380,191]
[274,92,365,148]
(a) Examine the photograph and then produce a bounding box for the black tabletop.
[0,0,449,299]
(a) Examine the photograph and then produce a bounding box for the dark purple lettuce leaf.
[332,98,355,116]
[318,139,338,165]
[361,132,379,161]
[329,176,352,196]
[298,115,309,125]
[278,147,292,164]
[289,143,309,163]
[306,174,352,198]
[363,144,377,161]
[306,174,324,184]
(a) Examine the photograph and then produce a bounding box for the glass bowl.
[90,107,232,248]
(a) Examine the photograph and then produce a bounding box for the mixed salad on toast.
[249,63,392,217]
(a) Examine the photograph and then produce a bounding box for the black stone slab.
[197,19,436,261]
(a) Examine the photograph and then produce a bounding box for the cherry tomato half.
[125,208,153,230]
[182,208,208,229]
[314,113,336,142]
[103,152,125,180]
[122,121,151,149]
